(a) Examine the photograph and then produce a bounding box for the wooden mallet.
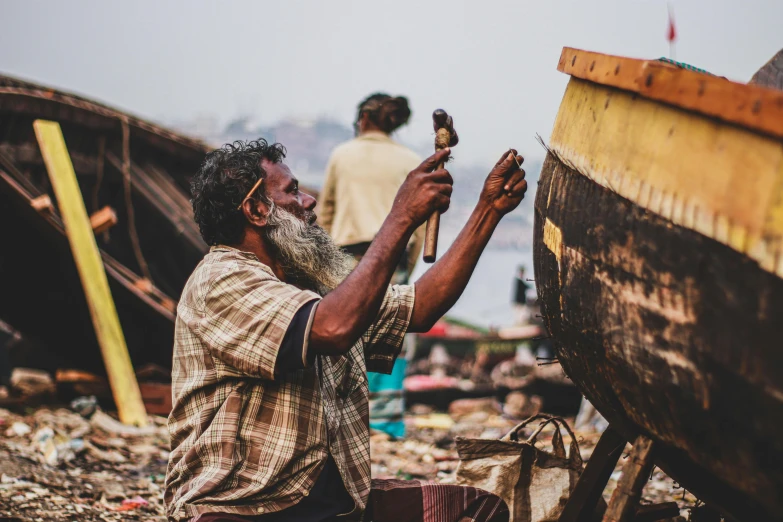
[423,109,459,263]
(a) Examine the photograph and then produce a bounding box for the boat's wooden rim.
[0,74,210,160]
[558,47,783,141]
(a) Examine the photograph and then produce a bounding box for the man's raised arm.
[308,148,454,355]
[409,150,527,332]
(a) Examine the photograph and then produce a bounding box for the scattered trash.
[410,413,455,431]
[574,397,609,433]
[0,399,703,520]
[447,397,501,418]
[9,368,55,397]
[90,409,160,437]
[71,395,99,418]
[404,374,460,392]
[117,495,149,511]
[502,391,542,419]
[0,405,168,521]
[4,422,31,437]
[33,427,58,466]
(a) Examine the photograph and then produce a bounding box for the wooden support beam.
[634,502,680,522]
[689,505,723,522]
[559,426,625,522]
[89,205,117,234]
[33,119,147,427]
[30,194,53,213]
[0,141,99,175]
[603,435,657,522]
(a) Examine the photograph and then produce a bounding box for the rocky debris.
[447,397,501,418]
[0,402,707,521]
[575,397,609,433]
[8,368,56,398]
[489,345,537,390]
[502,391,542,419]
[0,404,168,521]
[378,409,702,520]
[404,342,580,417]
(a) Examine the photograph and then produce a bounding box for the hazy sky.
[2,0,781,165]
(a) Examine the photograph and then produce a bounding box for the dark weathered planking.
[534,153,783,521]
[603,435,656,522]
[0,75,209,376]
[0,169,176,374]
[559,426,624,522]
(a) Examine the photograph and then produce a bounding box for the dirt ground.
[0,405,702,521]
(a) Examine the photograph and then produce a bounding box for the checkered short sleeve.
[198,263,320,381]
[363,284,415,374]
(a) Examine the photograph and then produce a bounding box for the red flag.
[667,7,677,42]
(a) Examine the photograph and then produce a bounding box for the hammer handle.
[422,159,445,263]
[423,208,440,263]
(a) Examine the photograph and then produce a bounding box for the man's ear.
[241,199,270,227]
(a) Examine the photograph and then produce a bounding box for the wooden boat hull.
[534,49,783,521]
[0,74,208,373]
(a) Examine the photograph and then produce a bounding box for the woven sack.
[455,414,583,522]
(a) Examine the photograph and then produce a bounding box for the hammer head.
[432,109,459,147]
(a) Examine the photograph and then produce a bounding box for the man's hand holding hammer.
[312,142,525,353]
[406,147,526,331]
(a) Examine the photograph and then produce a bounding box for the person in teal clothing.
[366,338,410,438]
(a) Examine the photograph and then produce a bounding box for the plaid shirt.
[165,246,415,520]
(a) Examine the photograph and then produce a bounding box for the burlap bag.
[455,414,583,522]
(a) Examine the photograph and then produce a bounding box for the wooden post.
[34,120,147,427]
[31,194,53,213]
[602,435,656,522]
[634,502,680,522]
[559,426,625,522]
[89,206,117,235]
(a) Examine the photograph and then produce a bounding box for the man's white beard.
[264,203,354,296]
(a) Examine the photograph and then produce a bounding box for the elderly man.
[165,139,527,522]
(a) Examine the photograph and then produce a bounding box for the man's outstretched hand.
[479,149,527,216]
[391,147,454,231]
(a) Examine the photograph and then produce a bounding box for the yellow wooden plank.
[557,47,783,141]
[549,78,783,279]
[33,120,147,426]
[543,217,563,264]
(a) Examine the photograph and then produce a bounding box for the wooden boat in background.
[534,48,783,520]
[0,74,209,374]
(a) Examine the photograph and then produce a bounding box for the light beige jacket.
[319,131,424,274]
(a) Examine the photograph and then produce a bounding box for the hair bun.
[378,96,411,133]
[357,93,412,134]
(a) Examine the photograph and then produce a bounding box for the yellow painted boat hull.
[535,49,783,521]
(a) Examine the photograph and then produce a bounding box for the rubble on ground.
[0,402,702,521]
[376,409,699,519]
[0,404,168,521]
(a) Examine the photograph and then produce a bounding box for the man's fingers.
[435,194,451,213]
[438,183,453,197]
[511,179,528,196]
[428,168,453,185]
[497,152,518,177]
[502,179,528,201]
[503,170,526,192]
[494,148,518,168]
[419,148,451,172]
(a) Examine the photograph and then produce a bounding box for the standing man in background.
[319,93,423,437]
